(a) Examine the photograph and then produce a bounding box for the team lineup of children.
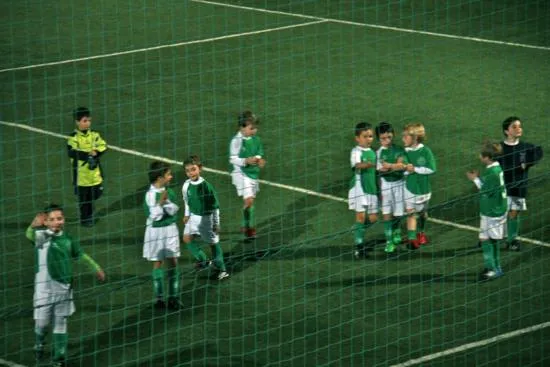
[29,110,540,366]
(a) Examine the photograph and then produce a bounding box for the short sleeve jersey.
[182,177,220,216]
[144,186,179,227]
[349,146,378,195]
[376,144,406,182]
[479,162,507,217]
[405,144,436,195]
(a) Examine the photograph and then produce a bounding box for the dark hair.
[354,122,372,136]
[375,121,394,139]
[502,116,520,136]
[148,161,172,183]
[238,111,259,127]
[184,155,202,167]
[73,107,91,121]
[44,204,64,214]
[480,141,503,160]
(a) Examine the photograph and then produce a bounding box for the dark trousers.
[76,184,103,224]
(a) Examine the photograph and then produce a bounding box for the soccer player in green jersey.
[183,155,229,280]
[348,122,379,258]
[229,111,266,240]
[376,122,407,253]
[143,161,181,310]
[402,123,436,250]
[467,142,507,281]
[26,204,105,366]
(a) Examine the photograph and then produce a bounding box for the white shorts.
[232,172,259,199]
[508,196,526,211]
[479,214,506,240]
[143,223,180,261]
[184,214,219,244]
[348,183,378,214]
[404,188,431,212]
[34,281,75,320]
[380,179,404,216]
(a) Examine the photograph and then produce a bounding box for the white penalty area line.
[391,320,550,367]
[2,120,549,249]
[0,358,27,367]
[0,20,327,74]
[191,0,550,52]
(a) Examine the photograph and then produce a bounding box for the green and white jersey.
[182,177,220,218]
[376,144,406,182]
[144,185,179,228]
[229,131,265,179]
[349,146,378,195]
[405,144,436,195]
[474,162,507,217]
[26,227,82,287]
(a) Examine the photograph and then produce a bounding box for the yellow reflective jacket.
[67,129,107,187]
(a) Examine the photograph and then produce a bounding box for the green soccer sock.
[53,333,68,361]
[407,230,417,241]
[35,327,47,347]
[211,244,226,272]
[383,220,393,243]
[167,267,180,297]
[152,268,164,299]
[353,222,366,246]
[481,240,496,270]
[392,217,402,241]
[418,213,427,232]
[186,241,208,263]
[248,205,256,227]
[492,239,501,270]
[507,217,519,242]
[242,207,250,228]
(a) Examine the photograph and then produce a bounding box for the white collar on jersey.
[45,229,63,237]
[188,177,205,185]
[503,139,519,146]
[236,131,252,140]
[405,143,424,151]
[356,145,372,151]
[149,184,166,193]
[486,161,500,168]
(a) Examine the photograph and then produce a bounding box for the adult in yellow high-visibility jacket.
[67,107,107,227]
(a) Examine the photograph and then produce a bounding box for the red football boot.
[407,239,420,250]
[417,232,429,246]
[246,227,257,239]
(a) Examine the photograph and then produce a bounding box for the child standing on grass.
[402,123,436,250]
[376,121,406,253]
[348,122,378,258]
[27,204,105,367]
[467,142,507,281]
[143,161,181,310]
[67,107,107,227]
[229,111,266,240]
[182,155,229,280]
[497,116,543,251]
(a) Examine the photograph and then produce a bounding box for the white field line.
[0,20,327,73]
[0,358,27,367]
[390,321,550,367]
[191,0,550,51]
[2,120,549,248]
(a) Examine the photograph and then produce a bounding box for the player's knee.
[53,316,68,334]
[35,318,50,330]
